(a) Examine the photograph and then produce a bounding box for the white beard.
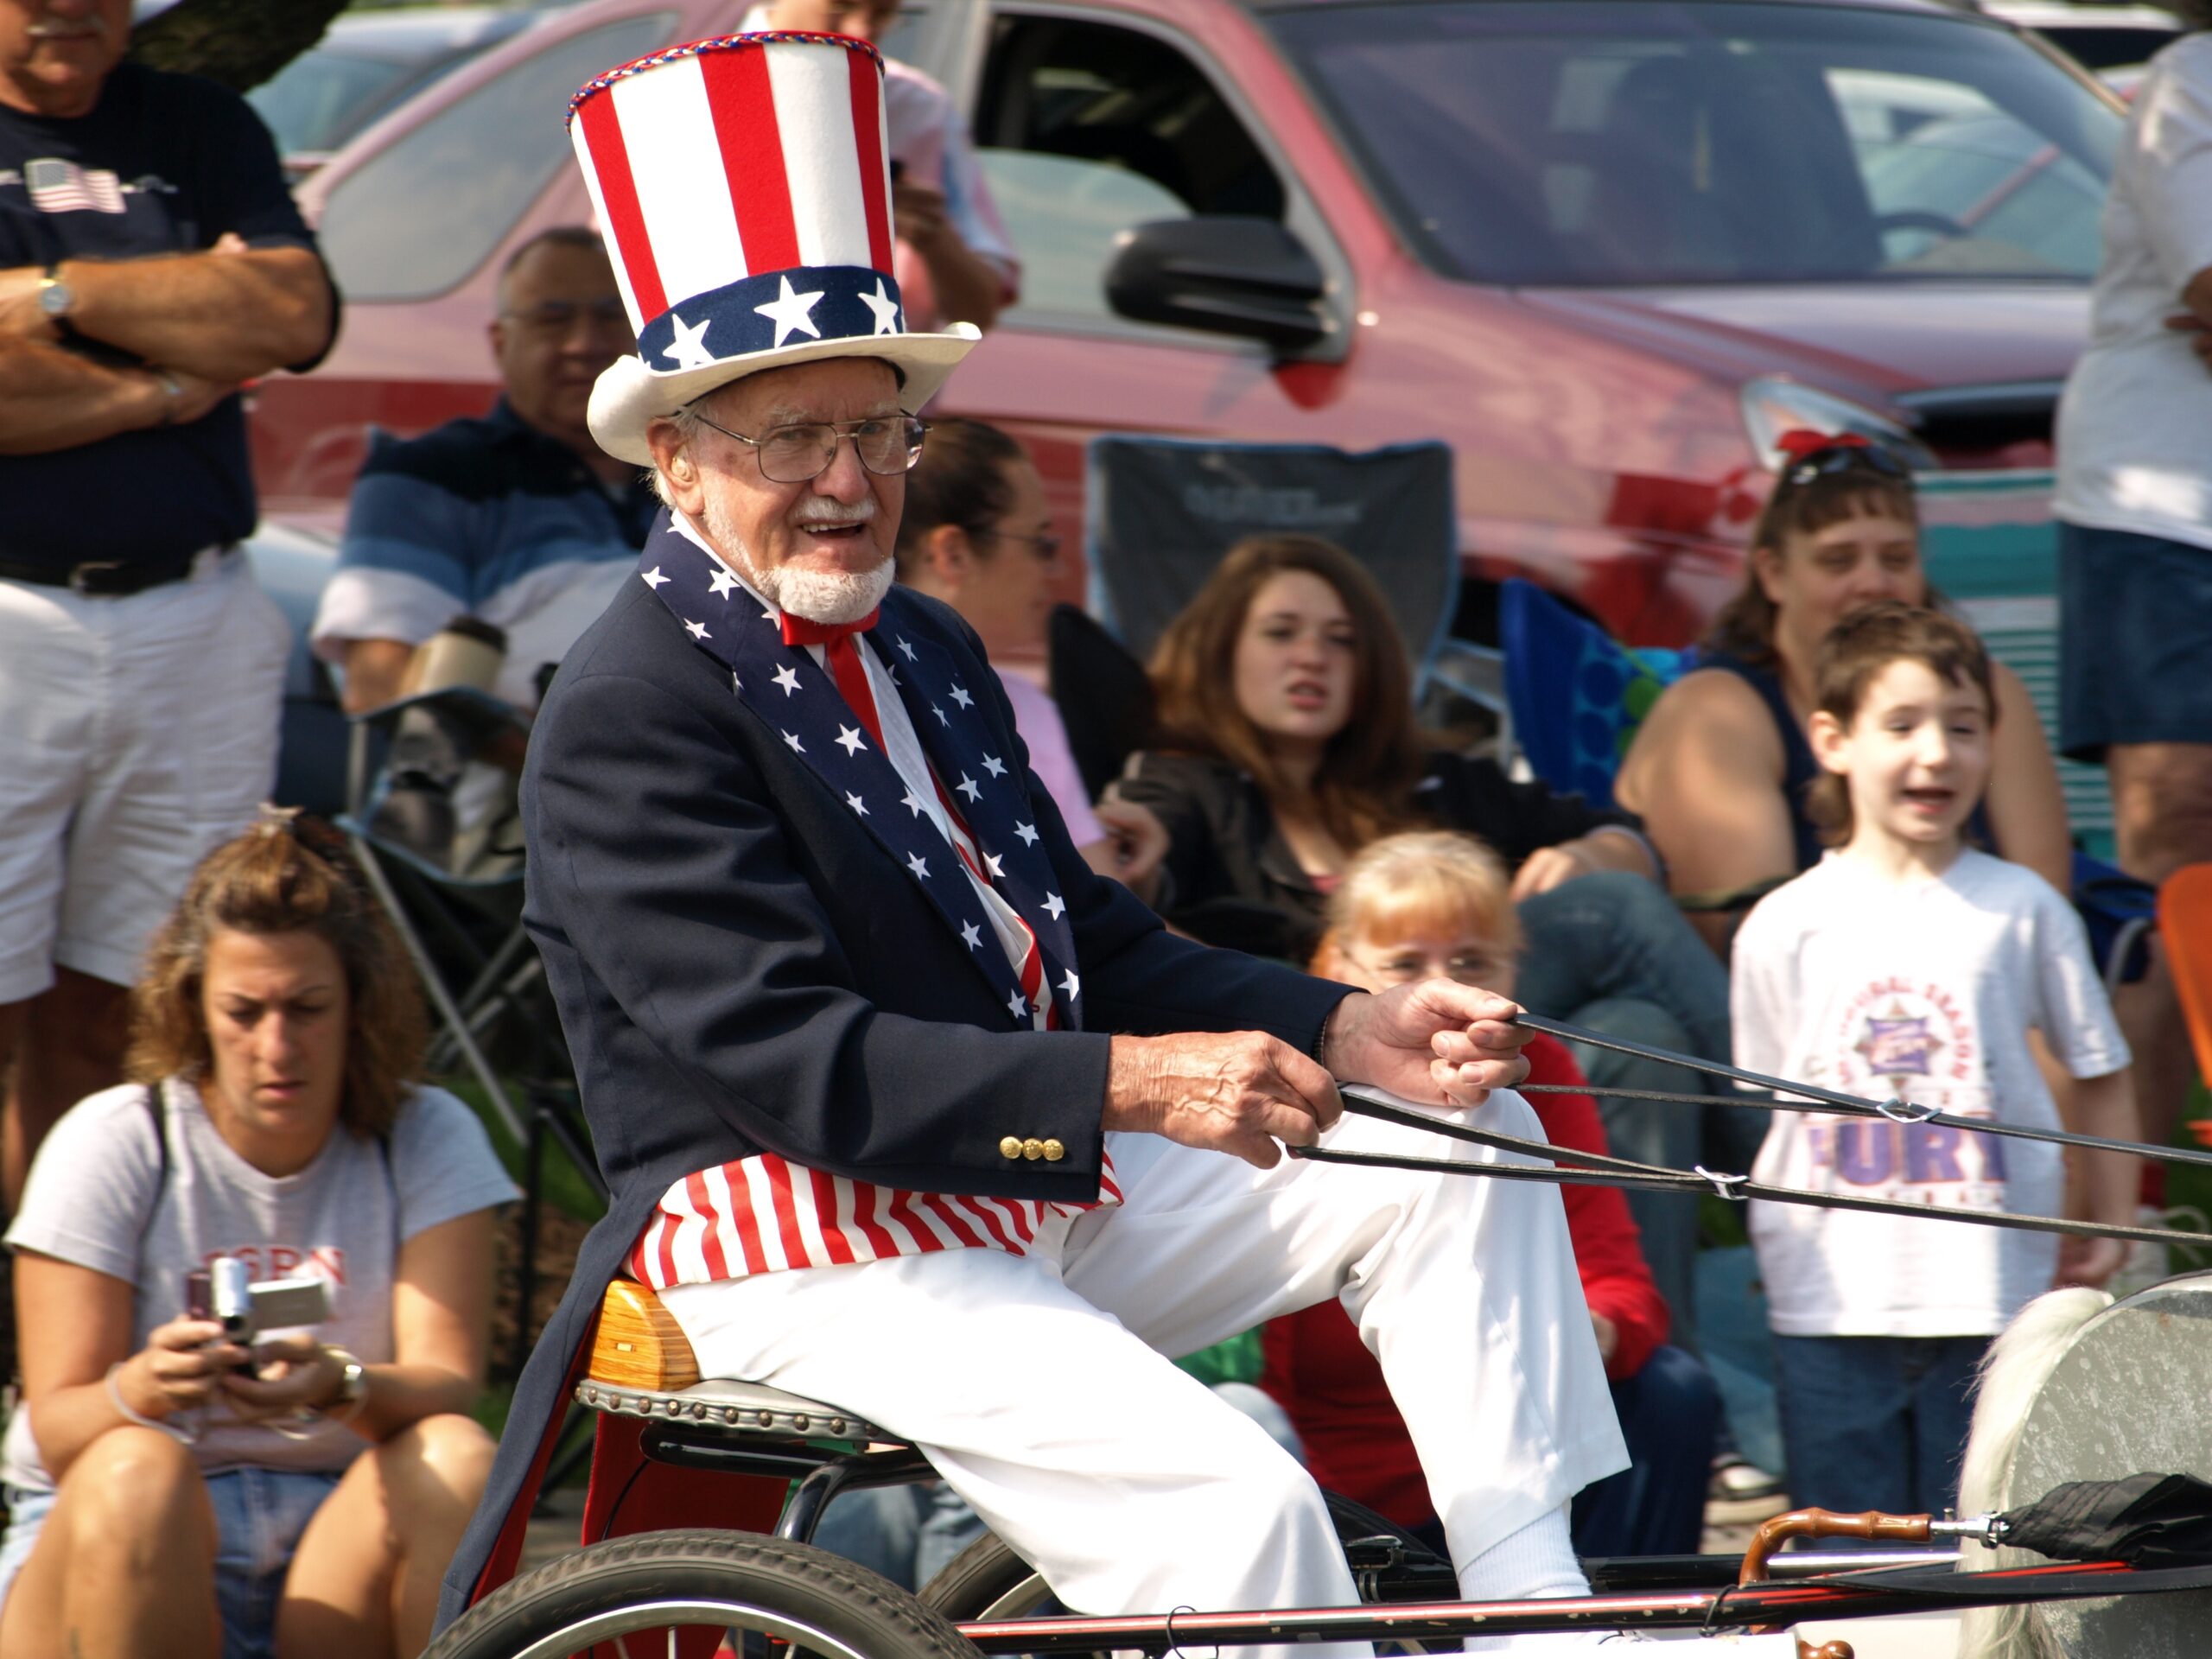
[700,494,894,625]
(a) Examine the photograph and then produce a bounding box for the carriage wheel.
[918,1488,1455,1628]
[429,1529,985,1659]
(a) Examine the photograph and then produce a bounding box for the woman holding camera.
[0,813,517,1659]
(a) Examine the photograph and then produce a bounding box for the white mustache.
[791,498,876,526]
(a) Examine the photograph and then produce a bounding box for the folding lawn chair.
[338,687,607,1377]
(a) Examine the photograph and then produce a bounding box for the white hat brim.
[588,325,982,466]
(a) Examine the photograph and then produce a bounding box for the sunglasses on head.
[1773,429,1911,490]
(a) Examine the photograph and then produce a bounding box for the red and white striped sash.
[631,627,1117,1289]
[628,1151,1123,1287]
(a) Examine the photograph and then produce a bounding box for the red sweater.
[1260,1033,1668,1527]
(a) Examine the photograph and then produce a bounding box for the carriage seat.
[575,1279,907,1446]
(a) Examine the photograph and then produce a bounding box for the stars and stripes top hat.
[567,32,981,466]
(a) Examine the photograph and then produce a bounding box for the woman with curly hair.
[0,812,517,1659]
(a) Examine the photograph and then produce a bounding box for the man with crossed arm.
[0,0,336,1208]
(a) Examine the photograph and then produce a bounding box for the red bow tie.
[779,607,880,648]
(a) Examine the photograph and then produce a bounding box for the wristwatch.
[37,263,77,338]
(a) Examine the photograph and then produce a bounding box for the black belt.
[0,546,217,596]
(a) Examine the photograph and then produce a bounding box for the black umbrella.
[1999,1473,2212,1569]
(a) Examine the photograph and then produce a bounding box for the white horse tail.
[1955,1287,2115,1659]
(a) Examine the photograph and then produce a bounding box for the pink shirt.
[995,667,1105,845]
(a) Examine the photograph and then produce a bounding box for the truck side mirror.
[1104,217,1330,352]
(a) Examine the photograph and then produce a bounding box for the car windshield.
[247,21,525,157]
[1264,1,2121,287]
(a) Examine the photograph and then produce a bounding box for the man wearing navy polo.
[313,228,656,721]
[0,0,336,1208]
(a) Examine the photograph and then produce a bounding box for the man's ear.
[645,418,704,516]
[1808,709,1852,777]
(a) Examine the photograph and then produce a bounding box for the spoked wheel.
[429,1529,985,1659]
[919,1488,1457,1648]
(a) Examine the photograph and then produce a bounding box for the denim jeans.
[1770,1332,1987,1519]
[1514,870,1763,1356]
[1571,1344,1721,1559]
[0,1466,340,1658]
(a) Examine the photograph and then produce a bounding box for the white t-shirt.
[1730,850,2129,1338]
[2055,34,2212,550]
[1,1079,518,1490]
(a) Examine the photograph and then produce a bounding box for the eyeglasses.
[985,528,1062,563]
[500,298,632,335]
[1781,442,1910,491]
[1344,948,1511,988]
[691,411,931,484]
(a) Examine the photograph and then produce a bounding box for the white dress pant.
[661,1087,1630,1656]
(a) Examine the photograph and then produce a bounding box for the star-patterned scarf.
[636,512,1083,1033]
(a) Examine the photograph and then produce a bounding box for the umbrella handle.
[1740,1506,1935,1585]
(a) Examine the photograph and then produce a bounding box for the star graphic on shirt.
[1042,893,1065,921]
[906,852,931,880]
[782,730,805,753]
[662,312,715,370]
[982,754,1007,779]
[960,920,982,950]
[858,277,903,335]
[1058,969,1080,1001]
[1007,989,1030,1021]
[895,637,918,661]
[640,565,670,589]
[836,725,867,757]
[731,671,743,693]
[754,274,825,348]
[901,789,925,818]
[931,703,948,727]
[956,773,981,802]
[1014,821,1039,847]
[772,664,803,696]
[683,619,710,640]
[708,567,741,600]
[984,852,1005,879]
[845,791,868,817]
[950,682,975,709]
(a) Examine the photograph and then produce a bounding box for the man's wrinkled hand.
[1105,1030,1340,1168]
[1326,981,1532,1106]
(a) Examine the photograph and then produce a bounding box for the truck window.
[316,14,674,303]
[974,14,1285,321]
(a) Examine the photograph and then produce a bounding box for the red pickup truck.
[250,0,2121,645]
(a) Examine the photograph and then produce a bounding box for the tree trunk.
[127,0,352,95]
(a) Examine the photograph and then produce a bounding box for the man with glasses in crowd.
[313,227,656,721]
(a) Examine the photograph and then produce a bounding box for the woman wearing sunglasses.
[891,416,1167,902]
[1616,430,2071,955]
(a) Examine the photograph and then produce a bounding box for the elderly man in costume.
[437,32,1794,1657]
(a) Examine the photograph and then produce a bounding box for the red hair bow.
[1772,428,1869,461]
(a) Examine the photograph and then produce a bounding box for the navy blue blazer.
[438,550,1350,1625]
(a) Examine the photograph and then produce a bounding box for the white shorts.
[0,550,290,1000]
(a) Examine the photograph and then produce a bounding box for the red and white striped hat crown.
[567,32,978,465]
